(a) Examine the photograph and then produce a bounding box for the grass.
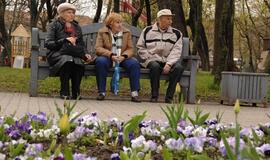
[0,67,269,102]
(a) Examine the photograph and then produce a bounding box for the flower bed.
[0,100,270,160]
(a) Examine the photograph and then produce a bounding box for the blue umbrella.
[111,61,120,95]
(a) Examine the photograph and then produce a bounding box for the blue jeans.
[95,56,140,93]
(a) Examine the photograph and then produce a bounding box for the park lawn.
[0,67,269,102]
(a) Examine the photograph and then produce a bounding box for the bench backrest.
[31,22,189,59]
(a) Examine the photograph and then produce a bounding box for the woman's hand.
[84,54,92,62]
[66,37,77,46]
[112,55,125,62]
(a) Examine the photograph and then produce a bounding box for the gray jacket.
[137,23,183,68]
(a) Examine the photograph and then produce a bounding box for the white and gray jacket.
[137,22,183,68]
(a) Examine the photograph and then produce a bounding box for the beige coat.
[95,26,134,58]
[137,23,183,68]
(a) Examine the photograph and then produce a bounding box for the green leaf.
[235,123,240,157]
[221,132,236,160]
[70,109,88,123]
[120,151,130,160]
[162,148,173,160]
[10,143,25,158]
[54,101,63,118]
[64,147,73,160]
[191,154,211,160]
[46,139,57,155]
[123,111,146,146]
[251,129,259,145]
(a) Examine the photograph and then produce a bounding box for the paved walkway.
[0,92,269,127]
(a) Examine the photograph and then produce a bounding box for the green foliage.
[188,106,210,126]
[119,151,151,160]
[161,101,188,138]
[8,143,25,158]
[123,111,147,146]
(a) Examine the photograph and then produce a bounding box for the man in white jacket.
[137,9,185,103]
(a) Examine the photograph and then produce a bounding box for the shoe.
[150,97,158,103]
[71,96,82,100]
[60,95,71,100]
[96,94,105,101]
[165,98,173,104]
[131,96,141,103]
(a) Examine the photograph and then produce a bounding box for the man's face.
[158,15,173,30]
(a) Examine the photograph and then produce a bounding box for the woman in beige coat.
[95,13,141,102]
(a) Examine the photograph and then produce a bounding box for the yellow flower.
[175,84,181,94]
[59,113,70,134]
[234,99,240,115]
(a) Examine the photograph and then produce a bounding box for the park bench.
[29,23,199,103]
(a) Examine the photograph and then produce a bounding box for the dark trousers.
[147,60,185,100]
[59,61,84,97]
[95,56,140,93]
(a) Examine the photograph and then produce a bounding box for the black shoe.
[96,94,105,101]
[60,95,71,100]
[71,96,82,100]
[150,97,158,103]
[165,98,173,104]
[131,96,141,103]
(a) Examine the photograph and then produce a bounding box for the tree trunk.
[213,0,235,84]
[105,0,112,18]
[157,0,188,37]
[30,0,46,28]
[0,0,11,63]
[113,0,120,13]
[145,0,151,26]
[93,0,103,23]
[187,0,210,71]
[131,0,144,27]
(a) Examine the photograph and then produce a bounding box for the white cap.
[157,9,175,18]
[57,2,76,14]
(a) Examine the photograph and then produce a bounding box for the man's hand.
[163,64,171,74]
[66,37,77,46]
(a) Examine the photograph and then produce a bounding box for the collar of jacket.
[98,26,130,33]
[152,22,173,33]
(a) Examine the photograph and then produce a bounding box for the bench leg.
[29,50,38,97]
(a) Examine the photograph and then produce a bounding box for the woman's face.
[111,20,122,33]
[61,9,75,22]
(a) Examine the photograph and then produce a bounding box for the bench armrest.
[182,55,200,61]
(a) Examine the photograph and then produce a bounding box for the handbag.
[59,41,85,58]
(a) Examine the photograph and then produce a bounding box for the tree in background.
[213,0,235,84]
[131,0,144,27]
[0,0,27,64]
[187,0,210,71]
[113,0,120,13]
[93,0,103,23]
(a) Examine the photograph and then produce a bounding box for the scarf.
[64,22,76,37]
[111,30,123,57]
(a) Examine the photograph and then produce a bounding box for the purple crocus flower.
[129,132,135,141]
[204,119,218,126]
[165,138,184,151]
[256,144,270,156]
[177,119,187,129]
[219,137,245,157]
[28,112,47,125]
[117,132,123,146]
[184,137,204,153]
[111,153,120,160]
[25,143,43,157]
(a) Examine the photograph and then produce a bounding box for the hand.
[66,37,77,46]
[163,64,171,74]
[112,55,125,62]
[85,54,92,62]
